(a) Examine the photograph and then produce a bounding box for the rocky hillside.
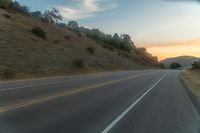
[161,56,200,69]
[0,8,158,79]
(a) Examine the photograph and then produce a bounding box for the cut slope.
[0,9,158,78]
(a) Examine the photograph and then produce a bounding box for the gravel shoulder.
[180,70,200,114]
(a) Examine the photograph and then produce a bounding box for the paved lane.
[0,70,199,133]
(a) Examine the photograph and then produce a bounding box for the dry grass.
[182,70,200,99]
[0,8,158,79]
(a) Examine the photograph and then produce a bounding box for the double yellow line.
[0,71,157,113]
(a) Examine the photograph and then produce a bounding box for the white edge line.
[101,72,170,133]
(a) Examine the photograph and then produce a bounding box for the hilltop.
[161,56,200,69]
[0,7,158,79]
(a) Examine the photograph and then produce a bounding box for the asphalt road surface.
[0,70,199,133]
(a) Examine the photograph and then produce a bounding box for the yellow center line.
[0,72,157,113]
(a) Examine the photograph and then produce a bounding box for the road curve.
[0,70,199,133]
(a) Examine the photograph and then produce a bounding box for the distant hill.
[160,56,200,69]
[0,8,159,79]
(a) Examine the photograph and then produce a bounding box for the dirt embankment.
[181,70,200,113]
[0,8,159,79]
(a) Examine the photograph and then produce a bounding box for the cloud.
[56,0,118,20]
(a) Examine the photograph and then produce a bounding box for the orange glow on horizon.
[143,40,200,61]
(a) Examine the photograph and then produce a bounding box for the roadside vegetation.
[0,65,16,79]
[192,61,200,69]
[170,62,181,69]
[0,0,157,55]
[181,70,200,99]
[181,61,200,105]
[0,0,159,79]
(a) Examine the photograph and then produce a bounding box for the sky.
[17,0,200,61]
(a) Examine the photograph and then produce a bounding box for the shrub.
[192,61,200,69]
[54,39,59,44]
[3,67,16,78]
[73,59,84,68]
[170,62,181,69]
[3,14,11,19]
[159,63,165,69]
[65,35,71,41]
[31,26,46,39]
[87,47,95,54]
[103,44,114,51]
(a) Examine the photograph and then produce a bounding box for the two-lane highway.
[0,70,199,133]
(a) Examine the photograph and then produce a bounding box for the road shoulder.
[180,70,200,114]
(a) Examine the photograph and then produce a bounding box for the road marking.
[101,72,170,133]
[0,72,157,113]
[0,71,150,92]
[0,73,111,92]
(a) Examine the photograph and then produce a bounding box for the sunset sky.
[17,0,200,61]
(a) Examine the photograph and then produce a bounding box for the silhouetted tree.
[170,62,181,69]
[159,63,165,69]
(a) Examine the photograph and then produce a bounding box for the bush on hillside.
[65,35,71,41]
[192,61,200,69]
[73,59,84,68]
[31,26,46,39]
[170,62,181,69]
[0,65,16,79]
[103,44,114,51]
[3,67,16,78]
[3,14,11,19]
[87,47,95,54]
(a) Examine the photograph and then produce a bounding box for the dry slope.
[0,8,158,79]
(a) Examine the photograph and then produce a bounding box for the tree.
[192,61,200,69]
[170,62,181,69]
[43,8,62,24]
[67,21,79,29]
[31,11,42,18]
[10,1,29,14]
[159,63,165,69]
[0,0,11,8]
[112,33,121,48]
[120,34,135,51]
[57,23,67,28]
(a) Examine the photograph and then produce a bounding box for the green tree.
[170,62,181,69]
[67,21,79,29]
[43,8,62,24]
[120,34,135,51]
[112,33,121,48]
[0,0,11,8]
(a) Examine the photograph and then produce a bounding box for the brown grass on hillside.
[0,8,158,79]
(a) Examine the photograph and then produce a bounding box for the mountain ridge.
[161,56,200,69]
